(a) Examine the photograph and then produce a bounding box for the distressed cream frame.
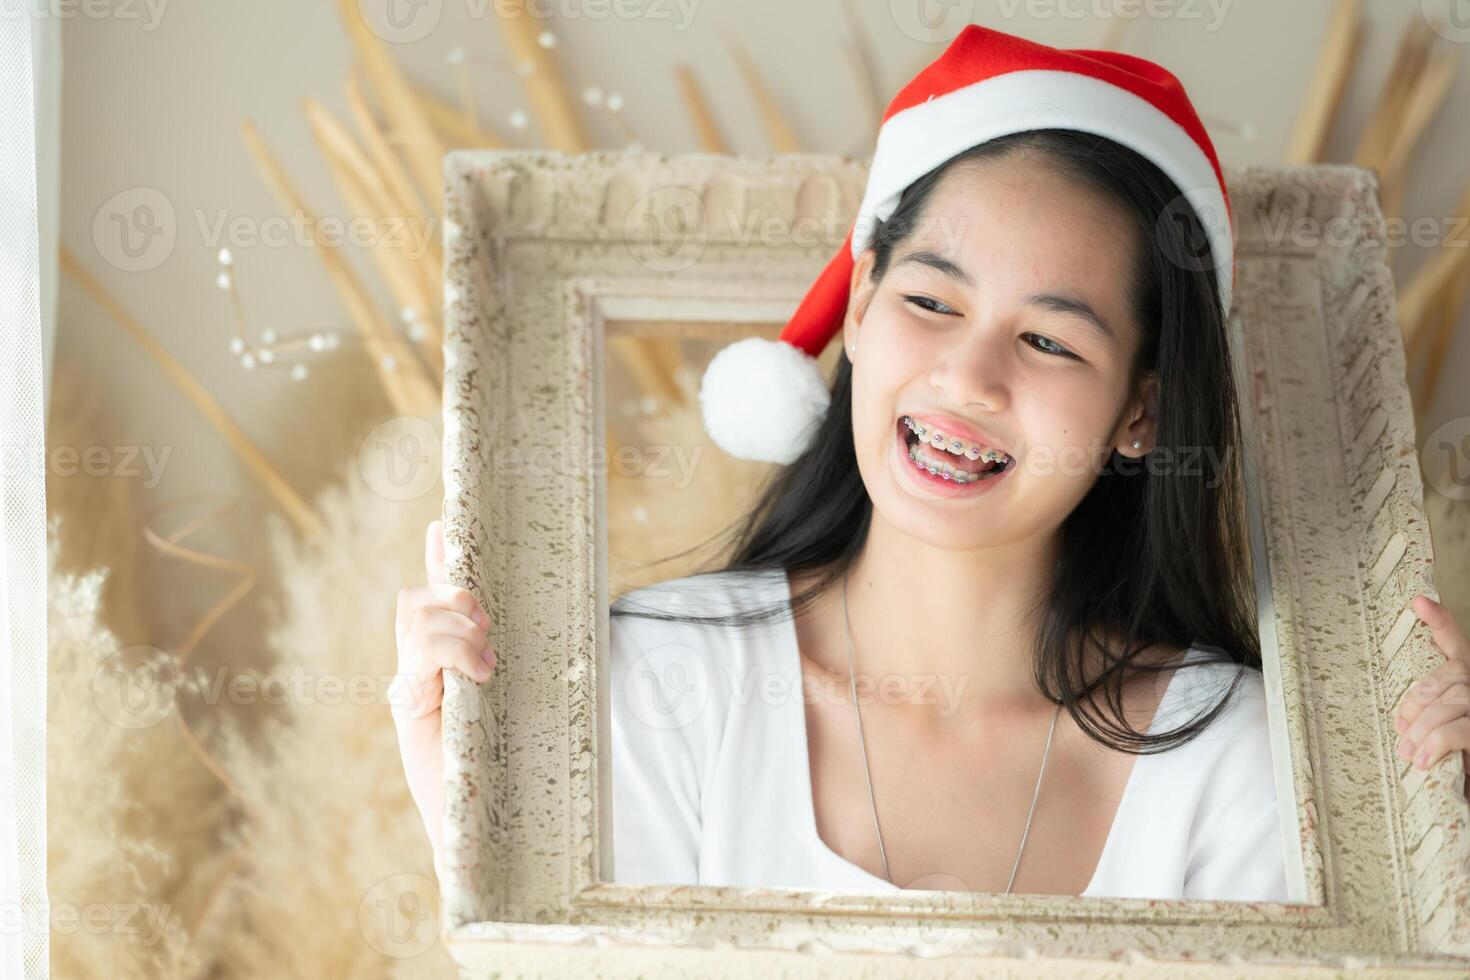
[437,149,1470,976]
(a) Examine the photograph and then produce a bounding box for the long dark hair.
[611,129,1260,754]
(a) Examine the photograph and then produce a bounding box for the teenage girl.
[391,26,1470,898]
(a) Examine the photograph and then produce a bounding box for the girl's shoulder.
[610,566,785,617]
[606,567,794,765]
[609,566,795,653]
[607,566,795,703]
[1152,649,1270,741]
[1145,651,1279,818]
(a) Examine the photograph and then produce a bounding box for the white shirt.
[608,567,1289,900]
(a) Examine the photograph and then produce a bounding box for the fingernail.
[472,608,490,627]
[481,647,496,667]
[1415,750,1429,768]
[1395,716,1406,733]
[1396,736,1412,759]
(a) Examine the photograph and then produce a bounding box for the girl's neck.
[837,513,1060,723]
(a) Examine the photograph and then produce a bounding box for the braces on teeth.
[902,416,1010,462]
[902,416,1011,484]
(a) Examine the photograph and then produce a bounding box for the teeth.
[907,442,995,483]
[903,417,1009,464]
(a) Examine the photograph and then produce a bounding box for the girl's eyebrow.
[894,248,1116,339]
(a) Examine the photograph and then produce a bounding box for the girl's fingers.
[399,584,490,623]
[412,610,493,679]
[1412,594,1470,664]
[1407,717,1470,771]
[388,608,496,725]
[396,584,490,640]
[1398,683,1470,755]
[426,519,446,586]
[1395,597,1470,774]
[1396,656,1470,730]
[426,633,496,684]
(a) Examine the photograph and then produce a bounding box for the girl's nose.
[928,326,1011,412]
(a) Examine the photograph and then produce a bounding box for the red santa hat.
[699,23,1234,464]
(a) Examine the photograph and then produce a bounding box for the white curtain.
[1,5,57,979]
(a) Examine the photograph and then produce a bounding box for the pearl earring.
[1131,440,1142,450]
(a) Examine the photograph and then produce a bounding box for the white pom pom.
[699,337,830,464]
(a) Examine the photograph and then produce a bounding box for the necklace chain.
[840,568,1061,893]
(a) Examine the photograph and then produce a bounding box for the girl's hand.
[391,519,497,859]
[1394,594,1470,798]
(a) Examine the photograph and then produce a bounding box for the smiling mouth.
[898,417,1013,484]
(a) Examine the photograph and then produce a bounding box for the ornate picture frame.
[437,148,1470,976]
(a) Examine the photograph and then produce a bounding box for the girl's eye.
[902,294,956,316]
[1024,333,1078,359]
[903,294,1078,360]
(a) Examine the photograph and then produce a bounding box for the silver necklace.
[840,568,1062,893]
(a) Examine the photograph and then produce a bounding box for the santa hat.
[698,23,1234,464]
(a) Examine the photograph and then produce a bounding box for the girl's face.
[843,154,1157,551]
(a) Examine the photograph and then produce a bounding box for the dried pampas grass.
[44,355,152,644]
[204,450,454,979]
[46,517,205,979]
